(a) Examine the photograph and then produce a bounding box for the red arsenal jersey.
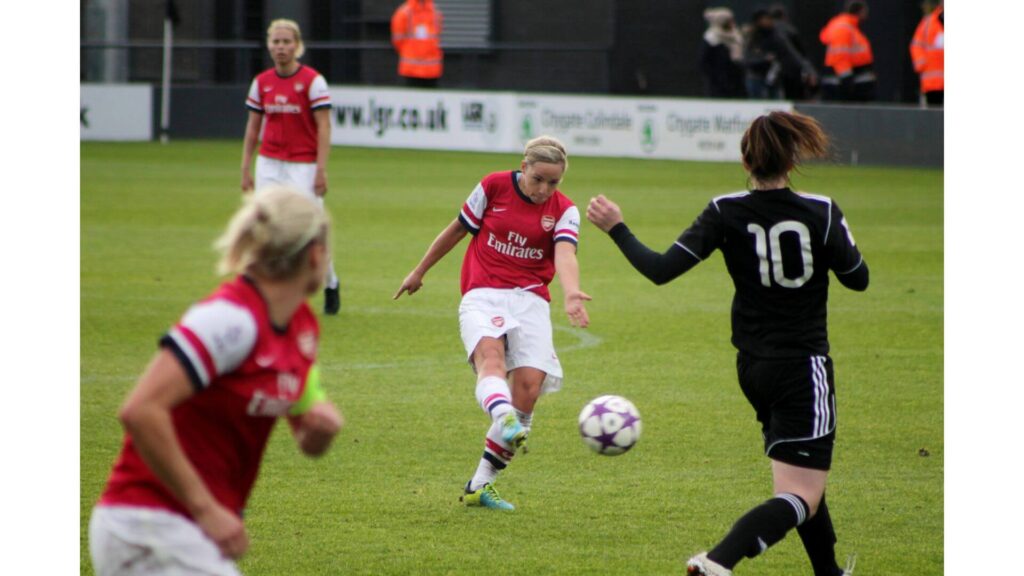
[98,276,320,518]
[458,170,580,301]
[246,65,331,163]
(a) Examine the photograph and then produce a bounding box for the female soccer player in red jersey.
[241,18,341,314]
[588,111,866,576]
[89,187,343,576]
[394,136,591,510]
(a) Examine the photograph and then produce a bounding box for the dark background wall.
[83,0,935,102]
[355,0,614,93]
[611,0,926,102]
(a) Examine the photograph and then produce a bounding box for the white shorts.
[89,505,241,576]
[255,155,318,201]
[459,287,563,394]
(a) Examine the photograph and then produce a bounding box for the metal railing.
[80,40,612,85]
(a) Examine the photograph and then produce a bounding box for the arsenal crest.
[491,316,505,328]
[294,82,305,92]
[541,215,556,231]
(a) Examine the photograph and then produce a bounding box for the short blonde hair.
[215,186,329,280]
[523,135,568,172]
[266,18,306,59]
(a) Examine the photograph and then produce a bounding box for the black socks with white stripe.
[797,494,843,576]
[708,493,809,569]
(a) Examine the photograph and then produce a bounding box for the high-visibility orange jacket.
[391,0,443,79]
[910,7,944,93]
[819,14,873,77]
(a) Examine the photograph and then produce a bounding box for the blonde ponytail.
[216,186,329,280]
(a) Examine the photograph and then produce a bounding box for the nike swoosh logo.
[492,208,507,212]
[255,356,275,367]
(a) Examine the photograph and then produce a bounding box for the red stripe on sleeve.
[176,324,217,382]
[461,204,481,228]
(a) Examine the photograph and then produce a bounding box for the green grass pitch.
[81,141,942,575]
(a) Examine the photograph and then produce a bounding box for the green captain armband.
[289,364,327,416]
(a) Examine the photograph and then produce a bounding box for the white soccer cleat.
[842,553,857,575]
[686,552,733,576]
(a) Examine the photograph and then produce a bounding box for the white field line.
[324,308,603,371]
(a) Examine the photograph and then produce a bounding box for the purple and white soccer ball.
[578,395,642,455]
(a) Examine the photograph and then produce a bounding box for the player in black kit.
[587,111,867,576]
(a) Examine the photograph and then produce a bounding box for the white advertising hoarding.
[330,86,792,162]
[80,84,153,141]
[515,94,793,162]
[330,86,518,153]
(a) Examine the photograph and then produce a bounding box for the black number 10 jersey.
[676,188,865,358]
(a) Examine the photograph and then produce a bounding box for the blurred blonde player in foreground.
[89,187,343,575]
[241,18,341,314]
[395,136,590,510]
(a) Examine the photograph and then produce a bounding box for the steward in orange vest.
[819,1,876,102]
[391,0,443,87]
[910,3,944,106]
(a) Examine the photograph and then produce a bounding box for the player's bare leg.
[509,366,545,444]
[772,460,827,517]
[509,367,545,413]
[472,337,507,380]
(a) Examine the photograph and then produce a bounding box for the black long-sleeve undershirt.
[834,259,870,291]
[608,222,700,285]
[610,222,870,291]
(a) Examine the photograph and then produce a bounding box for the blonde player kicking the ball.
[395,136,590,510]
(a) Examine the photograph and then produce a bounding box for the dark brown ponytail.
[740,111,830,182]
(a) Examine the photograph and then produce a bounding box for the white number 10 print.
[747,221,814,288]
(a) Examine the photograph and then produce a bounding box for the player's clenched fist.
[586,195,624,232]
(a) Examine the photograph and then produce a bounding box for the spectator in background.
[391,0,444,88]
[819,1,877,102]
[699,8,747,99]
[770,4,818,100]
[742,9,814,101]
[910,0,944,107]
[742,9,783,99]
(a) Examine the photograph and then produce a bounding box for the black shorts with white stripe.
[736,353,837,471]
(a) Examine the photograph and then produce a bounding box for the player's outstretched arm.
[587,195,699,286]
[554,241,591,328]
[394,218,468,299]
[119,350,249,559]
